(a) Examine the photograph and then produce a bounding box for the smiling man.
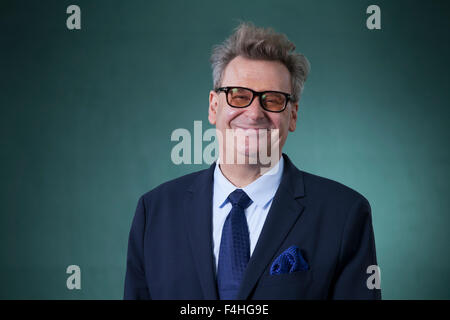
[124,22,381,300]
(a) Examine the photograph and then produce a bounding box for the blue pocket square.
[270,246,309,275]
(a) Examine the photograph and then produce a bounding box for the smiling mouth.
[232,125,272,131]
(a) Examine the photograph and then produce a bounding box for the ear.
[208,90,219,125]
[288,102,299,132]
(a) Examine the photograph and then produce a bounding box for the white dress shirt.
[212,156,285,271]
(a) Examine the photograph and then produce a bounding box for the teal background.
[1,0,449,299]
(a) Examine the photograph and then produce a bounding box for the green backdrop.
[1,0,449,299]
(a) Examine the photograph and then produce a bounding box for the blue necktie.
[217,189,253,300]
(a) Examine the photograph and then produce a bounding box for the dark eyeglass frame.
[215,86,292,113]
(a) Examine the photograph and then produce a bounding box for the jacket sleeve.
[124,196,151,300]
[330,197,382,299]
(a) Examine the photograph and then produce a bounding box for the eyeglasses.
[215,86,292,113]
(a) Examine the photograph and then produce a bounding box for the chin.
[235,146,259,164]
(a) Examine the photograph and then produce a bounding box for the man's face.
[209,55,298,164]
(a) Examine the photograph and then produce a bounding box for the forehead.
[221,56,292,93]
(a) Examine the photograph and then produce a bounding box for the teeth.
[245,129,258,136]
[236,128,262,133]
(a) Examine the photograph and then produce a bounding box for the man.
[124,23,381,300]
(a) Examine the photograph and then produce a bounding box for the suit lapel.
[237,154,306,299]
[185,164,219,299]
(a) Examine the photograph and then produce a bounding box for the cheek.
[218,106,244,127]
[273,115,291,137]
[269,114,285,129]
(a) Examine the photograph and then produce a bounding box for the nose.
[244,96,266,121]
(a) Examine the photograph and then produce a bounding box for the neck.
[218,155,282,188]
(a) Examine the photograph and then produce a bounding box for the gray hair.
[210,22,310,102]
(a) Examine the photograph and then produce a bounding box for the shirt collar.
[213,156,284,209]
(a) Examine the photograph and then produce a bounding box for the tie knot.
[227,189,252,209]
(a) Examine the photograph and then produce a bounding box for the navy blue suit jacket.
[124,154,381,299]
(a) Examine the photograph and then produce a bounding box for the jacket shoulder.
[139,166,211,202]
[300,170,370,207]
